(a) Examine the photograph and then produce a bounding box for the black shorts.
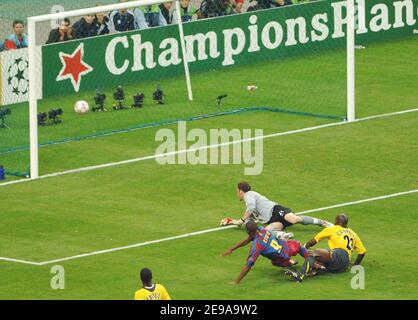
[268,205,293,229]
[325,249,350,273]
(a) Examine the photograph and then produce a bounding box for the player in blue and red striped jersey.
[222,221,309,284]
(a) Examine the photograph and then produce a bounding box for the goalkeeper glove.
[219,218,243,226]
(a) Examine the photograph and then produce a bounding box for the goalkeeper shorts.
[267,205,293,228]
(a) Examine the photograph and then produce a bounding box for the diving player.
[221,182,333,239]
[222,220,309,284]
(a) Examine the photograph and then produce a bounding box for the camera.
[48,108,63,124]
[113,86,127,110]
[37,112,48,126]
[37,108,63,126]
[132,93,145,108]
[217,94,228,106]
[0,107,11,117]
[153,86,165,105]
[93,90,107,112]
[0,107,11,128]
[114,86,125,101]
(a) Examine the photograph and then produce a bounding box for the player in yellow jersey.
[134,268,171,300]
[285,213,366,282]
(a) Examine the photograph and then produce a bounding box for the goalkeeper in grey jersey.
[221,182,332,239]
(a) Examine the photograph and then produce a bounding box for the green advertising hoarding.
[42,0,417,98]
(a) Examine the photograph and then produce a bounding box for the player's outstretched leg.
[285,255,316,283]
[300,215,333,227]
[284,213,333,228]
[266,222,294,240]
[286,249,330,282]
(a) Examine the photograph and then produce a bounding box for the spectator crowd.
[0,0,314,51]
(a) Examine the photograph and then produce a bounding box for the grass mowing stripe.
[1,189,416,266]
[0,106,343,156]
[1,107,417,188]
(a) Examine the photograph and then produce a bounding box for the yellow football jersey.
[314,225,366,258]
[134,284,171,300]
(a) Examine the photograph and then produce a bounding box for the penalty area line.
[0,107,417,188]
[0,257,42,266]
[0,188,416,266]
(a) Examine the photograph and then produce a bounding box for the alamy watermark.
[50,265,65,290]
[155,121,264,175]
[350,265,365,290]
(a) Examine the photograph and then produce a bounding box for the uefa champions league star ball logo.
[7,57,29,96]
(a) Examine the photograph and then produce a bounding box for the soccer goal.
[0,0,358,180]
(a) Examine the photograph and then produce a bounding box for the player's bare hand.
[222,249,233,257]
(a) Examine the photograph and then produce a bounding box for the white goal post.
[27,0,193,179]
[347,0,356,123]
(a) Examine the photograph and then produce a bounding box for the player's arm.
[232,243,260,284]
[306,227,334,249]
[353,253,365,266]
[220,193,255,226]
[353,234,367,265]
[161,286,171,300]
[305,238,317,249]
[222,237,251,256]
[240,192,257,223]
[234,265,251,284]
[240,211,252,223]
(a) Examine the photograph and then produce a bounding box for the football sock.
[299,256,315,278]
[300,216,324,226]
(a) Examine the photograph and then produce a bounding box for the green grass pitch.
[0,36,417,299]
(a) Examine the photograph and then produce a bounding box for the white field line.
[0,108,417,188]
[296,189,418,215]
[0,257,42,266]
[0,225,237,266]
[1,189,416,266]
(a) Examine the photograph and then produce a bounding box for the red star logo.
[56,43,93,92]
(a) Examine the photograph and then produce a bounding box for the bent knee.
[285,213,301,224]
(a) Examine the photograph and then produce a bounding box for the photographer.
[93,90,107,112]
[113,86,127,110]
[198,0,234,19]
[132,93,145,108]
[114,87,125,100]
